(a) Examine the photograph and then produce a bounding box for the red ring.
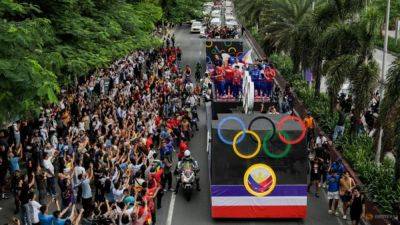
[276,115,306,145]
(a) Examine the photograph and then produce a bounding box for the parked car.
[203,2,213,8]
[191,21,203,33]
[225,1,233,7]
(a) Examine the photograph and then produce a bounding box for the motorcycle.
[180,169,195,201]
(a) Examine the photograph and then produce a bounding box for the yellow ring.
[232,130,261,159]
[228,47,237,53]
[206,40,213,48]
[243,163,277,197]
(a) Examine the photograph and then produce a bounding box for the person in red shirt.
[264,66,276,97]
[144,178,160,223]
[224,66,234,96]
[215,66,225,96]
[145,134,153,151]
[177,138,189,161]
[232,66,243,98]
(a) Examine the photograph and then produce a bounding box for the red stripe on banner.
[211,206,307,219]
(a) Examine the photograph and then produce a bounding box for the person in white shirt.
[315,132,328,149]
[26,192,41,225]
[43,153,57,198]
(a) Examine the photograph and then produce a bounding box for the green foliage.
[340,135,400,214]
[160,0,205,23]
[0,0,169,124]
[271,52,400,214]
[270,53,337,132]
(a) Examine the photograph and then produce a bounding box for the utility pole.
[375,0,391,163]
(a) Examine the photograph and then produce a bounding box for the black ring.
[247,116,276,143]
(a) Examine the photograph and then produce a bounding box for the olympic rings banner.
[210,114,308,219]
[205,39,243,65]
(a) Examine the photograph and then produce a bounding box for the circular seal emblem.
[243,163,277,197]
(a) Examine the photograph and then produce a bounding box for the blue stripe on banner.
[211,185,307,197]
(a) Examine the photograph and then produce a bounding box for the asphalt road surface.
[155,25,349,225]
[0,25,350,225]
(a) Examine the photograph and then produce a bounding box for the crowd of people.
[0,35,202,225]
[208,55,277,100]
[304,113,366,225]
[205,26,239,39]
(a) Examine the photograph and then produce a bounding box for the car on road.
[211,10,221,18]
[225,1,233,7]
[191,21,203,33]
[203,2,213,8]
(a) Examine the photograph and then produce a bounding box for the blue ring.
[217,116,246,145]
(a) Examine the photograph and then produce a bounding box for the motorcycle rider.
[174,150,200,194]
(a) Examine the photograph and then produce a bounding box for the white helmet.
[184,150,191,157]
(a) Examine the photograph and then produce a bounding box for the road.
[156,25,349,225]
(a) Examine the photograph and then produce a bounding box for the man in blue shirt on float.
[249,65,261,96]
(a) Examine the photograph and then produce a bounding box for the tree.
[234,0,271,31]
[0,0,166,124]
[263,0,314,73]
[323,7,380,116]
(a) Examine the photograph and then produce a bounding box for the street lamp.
[375,0,391,163]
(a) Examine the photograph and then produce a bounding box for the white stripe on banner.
[211,196,307,206]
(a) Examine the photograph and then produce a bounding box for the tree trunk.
[395,119,400,182]
[329,91,337,113]
[313,59,322,97]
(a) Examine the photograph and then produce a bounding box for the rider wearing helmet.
[174,150,200,193]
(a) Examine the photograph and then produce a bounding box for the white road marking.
[166,193,176,225]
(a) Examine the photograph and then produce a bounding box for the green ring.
[262,130,292,159]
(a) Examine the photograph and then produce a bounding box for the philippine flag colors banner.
[210,185,307,218]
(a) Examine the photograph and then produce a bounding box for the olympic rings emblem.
[243,163,277,197]
[217,115,305,159]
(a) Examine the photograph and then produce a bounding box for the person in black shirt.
[333,109,346,141]
[307,157,323,198]
[350,187,365,225]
